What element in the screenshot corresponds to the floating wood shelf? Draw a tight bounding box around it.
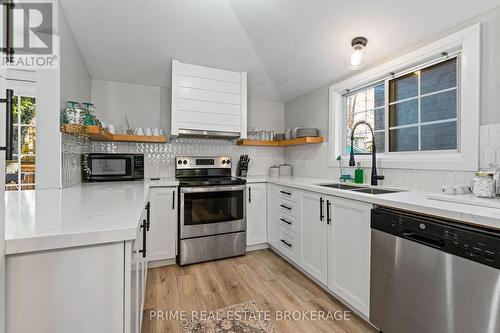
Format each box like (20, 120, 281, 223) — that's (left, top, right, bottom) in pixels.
(61, 124, 167, 143)
(237, 136, 323, 147)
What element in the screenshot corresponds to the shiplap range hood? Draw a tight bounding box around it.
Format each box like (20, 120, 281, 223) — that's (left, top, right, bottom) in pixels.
(171, 60, 247, 139)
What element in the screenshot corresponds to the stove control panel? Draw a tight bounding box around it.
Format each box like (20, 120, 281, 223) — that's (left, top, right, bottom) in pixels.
(175, 156, 231, 169)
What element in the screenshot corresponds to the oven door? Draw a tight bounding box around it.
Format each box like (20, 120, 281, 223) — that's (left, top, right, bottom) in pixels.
(180, 185, 246, 239)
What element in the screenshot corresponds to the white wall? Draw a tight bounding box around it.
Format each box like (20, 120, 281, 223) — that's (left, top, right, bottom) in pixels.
(284, 8, 500, 191)
(91, 80, 168, 134)
(59, 4, 91, 106)
(35, 3, 91, 189)
(91, 79, 285, 135)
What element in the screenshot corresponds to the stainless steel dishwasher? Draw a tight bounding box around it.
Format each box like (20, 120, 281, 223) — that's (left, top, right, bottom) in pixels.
(370, 207, 500, 333)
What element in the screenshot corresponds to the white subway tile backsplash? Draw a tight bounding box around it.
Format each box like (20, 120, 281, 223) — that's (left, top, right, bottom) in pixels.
(285, 123, 500, 193)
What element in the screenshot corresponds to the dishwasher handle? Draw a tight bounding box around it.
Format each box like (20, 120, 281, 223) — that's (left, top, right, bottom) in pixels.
(402, 231, 445, 248)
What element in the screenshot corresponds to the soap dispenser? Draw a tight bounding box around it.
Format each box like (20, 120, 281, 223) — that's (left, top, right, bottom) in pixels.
(354, 162, 364, 184)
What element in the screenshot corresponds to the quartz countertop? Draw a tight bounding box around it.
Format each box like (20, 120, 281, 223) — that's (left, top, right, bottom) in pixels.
(5, 181, 150, 255)
(245, 175, 500, 231)
(7, 175, 500, 255)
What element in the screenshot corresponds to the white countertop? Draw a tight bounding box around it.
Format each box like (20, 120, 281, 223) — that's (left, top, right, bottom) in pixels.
(5, 181, 149, 255)
(245, 175, 500, 231)
(6, 175, 500, 255)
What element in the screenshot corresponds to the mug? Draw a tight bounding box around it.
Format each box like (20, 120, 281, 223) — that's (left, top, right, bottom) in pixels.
(454, 184, 470, 195)
(134, 127, 144, 136)
(145, 128, 152, 136)
(441, 185, 455, 195)
(107, 124, 115, 134)
(152, 128, 160, 136)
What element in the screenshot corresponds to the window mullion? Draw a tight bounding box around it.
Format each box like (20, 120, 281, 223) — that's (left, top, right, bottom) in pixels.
(384, 79, 389, 153)
(417, 72, 421, 151)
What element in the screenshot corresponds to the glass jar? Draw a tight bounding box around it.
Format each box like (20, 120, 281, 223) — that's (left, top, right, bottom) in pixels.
(471, 172, 496, 198)
(63, 101, 79, 124)
(81, 102, 96, 126)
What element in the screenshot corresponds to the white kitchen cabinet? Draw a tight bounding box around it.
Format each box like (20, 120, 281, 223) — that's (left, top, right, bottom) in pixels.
(298, 191, 328, 285)
(148, 187, 178, 261)
(266, 184, 280, 248)
(246, 183, 267, 247)
(327, 197, 372, 317)
(6, 201, 151, 333)
(171, 60, 247, 138)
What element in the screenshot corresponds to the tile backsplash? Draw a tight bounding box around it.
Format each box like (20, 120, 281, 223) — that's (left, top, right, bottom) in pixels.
(61, 134, 285, 187)
(63, 123, 500, 192)
(285, 123, 500, 193)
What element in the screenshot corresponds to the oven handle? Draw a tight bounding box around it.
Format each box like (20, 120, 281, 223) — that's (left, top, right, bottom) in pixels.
(180, 185, 246, 193)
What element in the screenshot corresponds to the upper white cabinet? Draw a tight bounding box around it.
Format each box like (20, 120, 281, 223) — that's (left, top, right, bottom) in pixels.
(246, 183, 267, 247)
(171, 60, 247, 138)
(327, 197, 372, 317)
(148, 187, 178, 262)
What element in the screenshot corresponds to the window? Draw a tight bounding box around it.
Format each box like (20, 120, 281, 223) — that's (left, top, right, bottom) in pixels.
(5, 92, 36, 191)
(345, 83, 385, 154)
(330, 24, 480, 171)
(344, 57, 458, 155)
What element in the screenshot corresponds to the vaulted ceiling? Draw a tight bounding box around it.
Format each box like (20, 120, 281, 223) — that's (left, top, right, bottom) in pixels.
(60, 0, 500, 102)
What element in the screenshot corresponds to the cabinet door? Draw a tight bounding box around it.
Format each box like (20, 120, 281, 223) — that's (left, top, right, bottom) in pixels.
(266, 184, 279, 248)
(298, 191, 328, 284)
(246, 183, 267, 246)
(148, 187, 178, 261)
(327, 197, 372, 317)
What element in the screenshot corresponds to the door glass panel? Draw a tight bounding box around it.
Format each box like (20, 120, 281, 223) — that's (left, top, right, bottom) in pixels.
(183, 190, 244, 225)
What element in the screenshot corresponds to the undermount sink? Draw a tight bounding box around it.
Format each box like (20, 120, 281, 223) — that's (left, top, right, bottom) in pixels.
(349, 188, 403, 195)
(319, 183, 368, 190)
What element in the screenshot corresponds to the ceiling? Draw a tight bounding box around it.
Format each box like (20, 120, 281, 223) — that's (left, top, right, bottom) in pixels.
(60, 0, 500, 102)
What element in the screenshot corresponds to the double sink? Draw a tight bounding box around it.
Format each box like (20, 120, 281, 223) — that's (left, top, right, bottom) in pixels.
(318, 183, 403, 195)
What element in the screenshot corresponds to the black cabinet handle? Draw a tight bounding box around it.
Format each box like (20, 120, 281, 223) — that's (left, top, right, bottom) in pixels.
(145, 202, 151, 231)
(248, 186, 252, 203)
(320, 197, 324, 221)
(280, 218, 292, 225)
(1, 1, 15, 63)
(280, 190, 292, 196)
(172, 190, 175, 210)
(0, 89, 14, 160)
(280, 239, 292, 247)
(280, 204, 292, 210)
(139, 219, 147, 258)
(326, 200, 331, 225)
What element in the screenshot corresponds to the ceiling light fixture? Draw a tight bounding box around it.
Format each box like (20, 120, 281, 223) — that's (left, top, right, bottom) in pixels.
(350, 37, 368, 70)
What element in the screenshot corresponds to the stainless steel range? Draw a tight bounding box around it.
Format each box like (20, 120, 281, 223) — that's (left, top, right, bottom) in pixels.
(176, 156, 247, 265)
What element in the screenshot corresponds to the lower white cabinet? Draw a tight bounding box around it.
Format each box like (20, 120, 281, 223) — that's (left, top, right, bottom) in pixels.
(266, 186, 372, 318)
(266, 183, 280, 248)
(148, 187, 178, 261)
(6, 201, 152, 333)
(298, 191, 328, 285)
(327, 196, 372, 317)
(246, 183, 267, 246)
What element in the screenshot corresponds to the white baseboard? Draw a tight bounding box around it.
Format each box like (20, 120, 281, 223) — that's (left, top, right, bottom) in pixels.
(246, 243, 269, 252)
(147, 258, 176, 268)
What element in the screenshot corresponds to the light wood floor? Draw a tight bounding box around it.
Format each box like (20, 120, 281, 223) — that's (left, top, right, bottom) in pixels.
(142, 249, 377, 333)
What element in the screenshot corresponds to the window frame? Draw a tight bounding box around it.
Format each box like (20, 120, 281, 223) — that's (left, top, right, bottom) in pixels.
(5, 80, 36, 191)
(329, 24, 480, 171)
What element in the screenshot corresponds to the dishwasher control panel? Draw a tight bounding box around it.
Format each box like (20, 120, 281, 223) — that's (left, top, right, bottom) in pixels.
(372, 207, 500, 270)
